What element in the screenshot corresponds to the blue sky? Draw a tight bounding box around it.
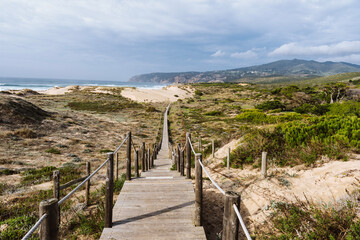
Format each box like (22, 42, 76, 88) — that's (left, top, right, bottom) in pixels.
(0, 0, 360, 81)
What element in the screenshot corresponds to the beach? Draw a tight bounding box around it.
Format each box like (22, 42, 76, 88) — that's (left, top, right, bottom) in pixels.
(38, 85, 193, 102)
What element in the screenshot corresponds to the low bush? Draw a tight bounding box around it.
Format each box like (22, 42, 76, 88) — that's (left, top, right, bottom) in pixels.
(231, 115, 360, 167)
(294, 103, 330, 115)
(255, 100, 285, 111)
(45, 147, 61, 154)
(257, 198, 360, 239)
(204, 110, 223, 116)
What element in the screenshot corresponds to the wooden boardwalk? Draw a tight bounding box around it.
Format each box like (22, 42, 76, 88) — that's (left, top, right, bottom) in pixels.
(100, 108, 206, 240)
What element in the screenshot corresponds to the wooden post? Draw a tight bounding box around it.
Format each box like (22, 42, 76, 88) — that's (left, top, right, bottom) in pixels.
(261, 151, 267, 178)
(142, 142, 145, 172)
(227, 148, 230, 170)
(134, 150, 139, 178)
(148, 148, 151, 170)
(126, 132, 131, 181)
(194, 153, 203, 226)
(212, 139, 215, 158)
(152, 148, 155, 167)
(53, 170, 60, 200)
(85, 162, 90, 206)
(115, 153, 119, 181)
(199, 136, 202, 152)
(180, 149, 184, 176)
(186, 132, 191, 179)
(222, 191, 240, 240)
(104, 153, 114, 228)
(39, 198, 59, 240)
(145, 151, 148, 171)
(177, 144, 181, 172)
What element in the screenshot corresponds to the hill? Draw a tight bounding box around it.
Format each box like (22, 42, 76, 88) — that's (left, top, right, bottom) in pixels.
(128, 59, 360, 84)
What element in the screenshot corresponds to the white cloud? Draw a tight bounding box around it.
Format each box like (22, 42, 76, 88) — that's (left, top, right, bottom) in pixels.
(318, 54, 360, 64)
(230, 50, 257, 59)
(269, 41, 360, 57)
(211, 50, 226, 57)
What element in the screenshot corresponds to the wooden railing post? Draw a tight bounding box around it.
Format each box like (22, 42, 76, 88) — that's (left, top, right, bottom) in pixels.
(142, 142, 146, 172)
(194, 153, 203, 226)
(53, 170, 60, 200)
(115, 153, 119, 181)
(85, 162, 90, 206)
(39, 198, 59, 240)
(212, 139, 215, 158)
(135, 150, 139, 178)
(186, 132, 191, 179)
(126, 132, 132, 181)
(222, 191, 240, 240)
(199, 136, 202, 152)
(227, 148, 230, 170)
(261, 151, 267, 178)
(105, 152, 114, 228)
(177, 144, 181, 173)
(180, 149, 184, 176)
(148, 148, 151, 169)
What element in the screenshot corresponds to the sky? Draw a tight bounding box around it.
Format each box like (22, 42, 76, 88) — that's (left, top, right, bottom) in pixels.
(0, 0, 360, 81)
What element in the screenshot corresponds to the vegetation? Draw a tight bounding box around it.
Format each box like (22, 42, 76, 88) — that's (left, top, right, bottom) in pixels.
(257, 197, 360, 239)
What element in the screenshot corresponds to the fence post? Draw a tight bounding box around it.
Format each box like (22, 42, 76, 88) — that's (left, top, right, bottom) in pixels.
(177, 144, 181, 173)
(142, 142, 146, 172)
(39, 198, 59, 240)
(227, 148, 230, 170)
(126, 132, 132, 181)
(180, 149, 184, 176)
(222, 191, 240, 240)
(194, 153, 203, 226)
(148, 148, 151, 170)
(135, 150, 139, 178)
(151, 146, 154, 167)
(104, 153, 114, 228)
(115, 153, 119, 181)
(212, 139, 215, 158)
(186, 132, 191, 179)
(85, 162, 90, 206)
(199, 136, 202, 152)
(261, 151, 267, 178)
(53, 170, 60, 200)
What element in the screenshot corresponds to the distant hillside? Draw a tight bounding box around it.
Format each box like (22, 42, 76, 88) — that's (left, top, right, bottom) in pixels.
(128, 59, 360, 84)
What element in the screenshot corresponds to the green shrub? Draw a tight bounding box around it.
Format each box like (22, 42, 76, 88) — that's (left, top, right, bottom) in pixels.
(236, 111, 303, 124)
(328, 101, 360, 117)
(259, 199, 360, 239)
(255, 100, 285, 111)
(294, 103, 330, 115)
(194, 90, 203, 96)
(204, 110, 223, 116)
(45, 147, 61, 154)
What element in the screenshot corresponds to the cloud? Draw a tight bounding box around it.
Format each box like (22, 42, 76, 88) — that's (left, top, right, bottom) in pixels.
(269, 41, 360, 57)
(211, 50, 226, 57)
(230, 50, 257, 59)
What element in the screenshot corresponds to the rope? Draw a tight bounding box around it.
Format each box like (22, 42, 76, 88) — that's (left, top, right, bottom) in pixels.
(58, 157, 110, 205)
(113, 135, 129, 154)
(233, 204, 252, 240)
(188, 136, 196, 155)
(21, 213, 48, 240)
(197, 157, 225, 195)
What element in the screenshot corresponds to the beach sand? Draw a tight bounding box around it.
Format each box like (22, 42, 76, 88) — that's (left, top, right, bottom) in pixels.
(39, 85, 193, 102)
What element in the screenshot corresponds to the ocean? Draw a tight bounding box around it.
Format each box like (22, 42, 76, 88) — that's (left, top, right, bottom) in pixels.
(0, 77, 167, 91)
